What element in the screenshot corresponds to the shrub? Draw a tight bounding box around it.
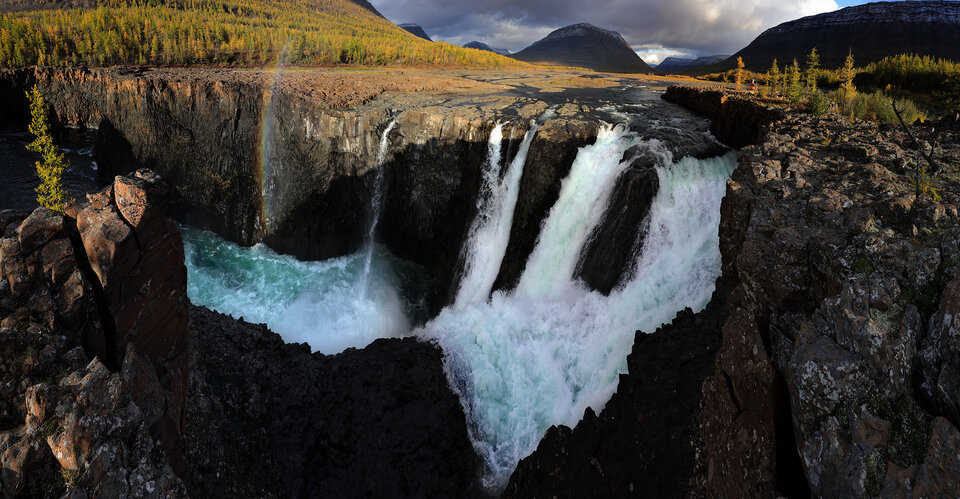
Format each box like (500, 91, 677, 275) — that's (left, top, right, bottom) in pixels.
(808, 90, 831, 116)
(842, 91, 925, 124)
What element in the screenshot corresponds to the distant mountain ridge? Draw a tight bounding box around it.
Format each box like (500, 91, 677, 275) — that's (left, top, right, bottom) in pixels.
(464, 41, 510, 56)
(708, 0, 960, 72)
(512, 23, 653, 73)
(656, 55, 730, 73)
(399, 23, 432, 42)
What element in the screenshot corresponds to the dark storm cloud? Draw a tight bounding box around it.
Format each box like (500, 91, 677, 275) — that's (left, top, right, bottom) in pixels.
(370, 0, 839, 61)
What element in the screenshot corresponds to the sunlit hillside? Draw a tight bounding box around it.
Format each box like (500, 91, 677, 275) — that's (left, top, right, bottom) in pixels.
(0, 0, 524, 67)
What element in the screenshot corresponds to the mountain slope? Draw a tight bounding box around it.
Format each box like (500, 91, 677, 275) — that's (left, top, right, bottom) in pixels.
(464, 41, 510, 56)
(708, 0, 960, 72)
(0, 0, 520, 67)
(512, 23, 653, 73)
(399, 23, 432, 42)
(656, 55, 729, 73)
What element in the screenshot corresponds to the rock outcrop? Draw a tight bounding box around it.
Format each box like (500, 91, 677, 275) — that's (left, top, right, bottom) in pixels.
(0, 170, 190, 496)
(687, 94, 960, 496)
(662, 85, 785, 149)
(185, 306, 481, 498)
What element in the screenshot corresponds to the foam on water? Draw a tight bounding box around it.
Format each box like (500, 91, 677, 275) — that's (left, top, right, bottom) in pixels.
(455, 121, 537, 306)
(420, 138, 738, 490)
(182, 227, 412, 354)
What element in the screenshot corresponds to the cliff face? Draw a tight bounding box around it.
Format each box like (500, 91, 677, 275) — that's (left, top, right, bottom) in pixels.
(0, 67, 724, 309)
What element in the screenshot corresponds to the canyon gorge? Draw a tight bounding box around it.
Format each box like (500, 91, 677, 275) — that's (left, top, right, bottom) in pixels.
(1, 66, 959, 498)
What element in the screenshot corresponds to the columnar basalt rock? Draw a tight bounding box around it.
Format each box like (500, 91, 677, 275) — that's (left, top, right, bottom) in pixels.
(662, 85, 785, 149)
(0, 170, 190, 495)
(678, 95, 960, 496)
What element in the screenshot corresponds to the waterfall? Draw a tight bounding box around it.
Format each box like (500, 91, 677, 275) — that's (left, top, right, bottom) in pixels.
(358, 118, 398, 300)
(419, 132, 738, 491)
(455, 121, 538, 306)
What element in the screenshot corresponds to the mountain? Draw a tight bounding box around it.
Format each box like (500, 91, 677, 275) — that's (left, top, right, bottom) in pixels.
(707, 0, 960, 72)
(464, 41, 511, 56)
(399, 24, 433, 42)
(656, 55, 730, 73)
(512, 23, 654, 73)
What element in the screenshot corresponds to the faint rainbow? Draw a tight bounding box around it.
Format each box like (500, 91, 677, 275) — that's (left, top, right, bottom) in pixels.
(257, 56, 286, 233)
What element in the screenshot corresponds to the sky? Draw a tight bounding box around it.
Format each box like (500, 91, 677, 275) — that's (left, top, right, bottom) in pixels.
(369, 0, 922, 64)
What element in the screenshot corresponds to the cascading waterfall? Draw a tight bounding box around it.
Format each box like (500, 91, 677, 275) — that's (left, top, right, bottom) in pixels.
(455, 121, 538, 306)
(419, 121, 737, 490)
(358, 118, 399, 300)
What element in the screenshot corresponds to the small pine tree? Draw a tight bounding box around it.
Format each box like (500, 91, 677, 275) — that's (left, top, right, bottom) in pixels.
(841, 50, 857, 113)
(806, 47, 820, 92)
(787, 59, 803, 103)
(735, 56, 745, 91)
(25, 85, 72, 213)
(767, 58, 781, 97)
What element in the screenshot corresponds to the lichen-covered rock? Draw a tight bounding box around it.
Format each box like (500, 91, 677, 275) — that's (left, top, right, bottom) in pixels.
(672, 89, 960, 495)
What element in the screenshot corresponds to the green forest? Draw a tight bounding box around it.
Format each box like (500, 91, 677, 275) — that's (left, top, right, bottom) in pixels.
(0, 0, 523, 67)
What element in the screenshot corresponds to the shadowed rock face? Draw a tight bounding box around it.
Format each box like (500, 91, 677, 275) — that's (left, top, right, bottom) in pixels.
(186, 306, 482, 498)
(0, 67, 730, 310)
(399, 23, 432, 41)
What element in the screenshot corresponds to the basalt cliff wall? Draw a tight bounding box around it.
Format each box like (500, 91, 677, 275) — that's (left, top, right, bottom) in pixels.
(0, 67, 727, 309)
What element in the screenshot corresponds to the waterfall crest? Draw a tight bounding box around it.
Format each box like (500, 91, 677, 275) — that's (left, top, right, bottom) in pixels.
(455, 121, 538, 306)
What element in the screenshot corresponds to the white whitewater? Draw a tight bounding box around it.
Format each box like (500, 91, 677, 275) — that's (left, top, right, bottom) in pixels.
(358, 119, 398, 300)
(455, 121, 538, 306)
(419, 122, 737, 491)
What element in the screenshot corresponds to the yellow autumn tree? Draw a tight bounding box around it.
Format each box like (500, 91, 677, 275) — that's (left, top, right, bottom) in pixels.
(735, 56, 745, 91)
(25, 85, 72, 212)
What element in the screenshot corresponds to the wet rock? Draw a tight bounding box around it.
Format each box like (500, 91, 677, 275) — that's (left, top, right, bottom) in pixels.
(504, 288, 726, 498)
(576, 160, 659, 294)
